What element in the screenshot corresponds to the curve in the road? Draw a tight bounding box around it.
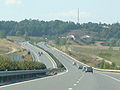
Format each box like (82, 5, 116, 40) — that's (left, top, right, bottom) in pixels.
(0, 42, 120, 90)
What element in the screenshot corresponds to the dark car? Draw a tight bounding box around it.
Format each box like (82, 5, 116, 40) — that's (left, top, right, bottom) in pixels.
(38, 52, 43, 56)
(85, 67, 93, 73)
(78, 65, 83, 69)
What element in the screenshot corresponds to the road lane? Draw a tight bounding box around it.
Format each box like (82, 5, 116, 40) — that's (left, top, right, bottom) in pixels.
(21, 42, 57, 68)
(101, 72, 120, 80)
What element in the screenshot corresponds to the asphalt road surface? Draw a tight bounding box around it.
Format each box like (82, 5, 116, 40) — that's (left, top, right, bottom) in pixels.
(20, 42, 57, 68)
(0, 42, 120, 90)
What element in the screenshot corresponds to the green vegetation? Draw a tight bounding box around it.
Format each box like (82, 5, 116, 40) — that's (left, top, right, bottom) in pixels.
(52, 42, 120, 69)
(0, 56, 46, 71)
(55, 38, 67, 46)
(0, 19, 78, 37)
(71, 46, 120, 66)
(1, 19, 120, 46)
(6, 36, 44, 42)
(0, 39, 33, 62)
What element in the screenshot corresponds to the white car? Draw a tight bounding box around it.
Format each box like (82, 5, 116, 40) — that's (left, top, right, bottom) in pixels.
(82, 66, 87, 72)
(73, 62, 76, 65)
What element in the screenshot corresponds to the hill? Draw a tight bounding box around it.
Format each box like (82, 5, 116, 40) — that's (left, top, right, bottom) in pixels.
(0, 19, 120, 46)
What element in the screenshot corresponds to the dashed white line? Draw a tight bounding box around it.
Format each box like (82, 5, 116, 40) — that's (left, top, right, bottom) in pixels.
(78, 74, 84, 82)
(68, 88, 73, 90)
(73, 84, 77, 86)
(76, 81, 79, 83)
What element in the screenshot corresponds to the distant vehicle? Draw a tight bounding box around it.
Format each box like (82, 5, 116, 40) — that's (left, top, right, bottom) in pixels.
(85, 67, 93, 73)
(38, 52, 41, 56)
(41, 52, 43, 55)
(82, 66, 86, 72)
(38, 52, 43, 56)
(73, 62, 76, 65)
(78, 65, 83, 69)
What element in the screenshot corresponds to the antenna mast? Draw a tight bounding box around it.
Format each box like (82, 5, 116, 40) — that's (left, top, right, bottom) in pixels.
(78, 8, 80, 23)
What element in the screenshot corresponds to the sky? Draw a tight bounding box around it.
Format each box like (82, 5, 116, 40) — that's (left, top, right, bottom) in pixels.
(0, 0, 120, 23)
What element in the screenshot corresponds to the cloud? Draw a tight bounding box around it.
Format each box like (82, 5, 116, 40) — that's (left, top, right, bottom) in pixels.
(5, 0, 22, 5)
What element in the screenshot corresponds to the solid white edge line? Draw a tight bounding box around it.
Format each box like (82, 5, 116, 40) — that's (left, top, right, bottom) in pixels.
(98, 73, 120, 82)
(52, 47, 89, 66)
(30, 43, 57, 68)
(42, 51, 57, 68)
(24, 42, 57, 68)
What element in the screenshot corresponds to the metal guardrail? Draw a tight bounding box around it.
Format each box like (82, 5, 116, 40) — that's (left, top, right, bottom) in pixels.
(0, 68, 63, 77)
(0, 69, 50, 77)
(0, 69, 54, 85)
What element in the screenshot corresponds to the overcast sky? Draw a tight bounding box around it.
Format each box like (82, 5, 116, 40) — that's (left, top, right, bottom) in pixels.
(0, 0, 120, 23)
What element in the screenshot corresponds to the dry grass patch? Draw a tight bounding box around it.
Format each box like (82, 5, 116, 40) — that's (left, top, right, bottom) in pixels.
(0, 39, 32, 61)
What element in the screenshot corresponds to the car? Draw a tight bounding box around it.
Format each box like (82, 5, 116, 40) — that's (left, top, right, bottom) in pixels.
(38, 52, 43, 56)
(41, 52, 43, 55)
(73, 62, 76, 65)
(85, 67, 93, 73)
(82, 66, 86, 72)
(78, 65, 83, 69)
(38, 52, 41, 56)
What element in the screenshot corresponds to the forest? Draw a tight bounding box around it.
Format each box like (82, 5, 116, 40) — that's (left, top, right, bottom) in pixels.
(0, 19, 120, 46)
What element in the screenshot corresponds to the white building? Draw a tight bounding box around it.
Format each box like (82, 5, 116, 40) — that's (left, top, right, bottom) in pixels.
(81, 35, 90, 39)
(66, 35, 76, 40)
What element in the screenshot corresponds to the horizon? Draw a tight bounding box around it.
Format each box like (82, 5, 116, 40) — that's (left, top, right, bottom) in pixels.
(0, 19, 119, 24)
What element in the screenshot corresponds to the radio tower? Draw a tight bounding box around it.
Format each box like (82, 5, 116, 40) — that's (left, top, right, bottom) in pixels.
(77, 8, 80, 23)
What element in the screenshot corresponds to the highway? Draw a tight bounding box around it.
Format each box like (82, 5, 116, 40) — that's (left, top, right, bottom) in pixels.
(0, 42, 120, 90)
(20, 42, 57, 68)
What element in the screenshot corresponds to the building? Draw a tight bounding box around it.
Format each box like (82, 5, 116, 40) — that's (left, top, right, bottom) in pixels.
(81, 35, 90, 39)
(66, 35, 76, 40)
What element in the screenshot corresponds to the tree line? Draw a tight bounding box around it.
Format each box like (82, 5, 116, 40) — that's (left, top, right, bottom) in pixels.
(0, 19, 79, 37)
(0, 19, 120, 46)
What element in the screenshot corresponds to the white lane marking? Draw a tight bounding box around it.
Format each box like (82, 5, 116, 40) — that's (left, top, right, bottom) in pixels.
(44, 52, 57, 68)
(73, 84, 77, 86)
(98, 73, 120, 82)
(24, 43, 57, 68)
(0, 69, 68, 88)
(78, 74, 84, 82)
(53, 47, 88, 66)
(76, 81, 79, 83)
(73, 74, 84, 87)
(68, 88, 73, 90)
(33, 43, 57, 68)
(36, 44, 57, 68)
